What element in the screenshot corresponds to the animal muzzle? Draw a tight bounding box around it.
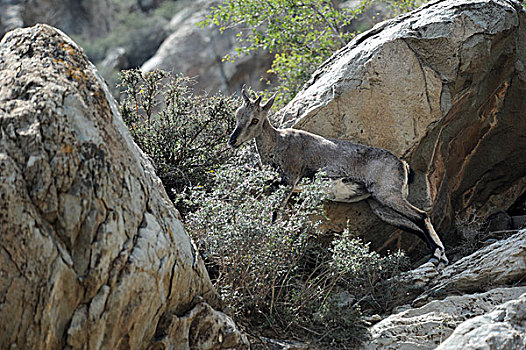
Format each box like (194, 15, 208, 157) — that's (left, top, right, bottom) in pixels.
(228, 128, 241, 148)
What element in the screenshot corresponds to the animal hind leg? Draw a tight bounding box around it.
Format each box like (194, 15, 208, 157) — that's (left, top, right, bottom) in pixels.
(368, 195, 448, 265)
(421, 216, 448, 265)
(367, 199, 429, 247)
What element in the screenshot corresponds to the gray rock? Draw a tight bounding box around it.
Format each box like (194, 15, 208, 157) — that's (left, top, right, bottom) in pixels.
(275, 0, 526, 256)
(0, 0, 24, 35)
(363, 287, 526, 350)
(18, 0, 114, 38)
(486, 211, 512, 232)
(436, 292, 526, 350)
(399, 229, 526, 306)
(150, 301, 249, 350)
(363, 230, 526, 350)
(142, 0, 273, 94)
(100, 46, 129, 71)
(0, 24, 245, 349)
(512, 215, 526, 230)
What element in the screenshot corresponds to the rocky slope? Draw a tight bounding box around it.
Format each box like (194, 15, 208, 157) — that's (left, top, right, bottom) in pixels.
(0, 24, 247, 349)
(0, 0, 115, 39)
(362, 229, 526, 349)
(0, 0, 275, 95)
(1, 1, 525, 349)
(278, 0, 526, 257)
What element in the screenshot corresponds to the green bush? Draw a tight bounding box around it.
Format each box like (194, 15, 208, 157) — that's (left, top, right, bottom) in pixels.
(179, 165, 410, 347)
(202, 0, 369, 106)
(331, 234, 410, 313)
(203, 0, 429, 106)
(119, 69, 238, 202)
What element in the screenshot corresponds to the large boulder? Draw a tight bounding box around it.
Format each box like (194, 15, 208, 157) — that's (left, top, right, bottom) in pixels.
(365, 286, 526, 350)
(141, 0, 273, 94)
(0, 24, 247, 349)
(436, 292, 526, 349)
(277, 0, 526, 255)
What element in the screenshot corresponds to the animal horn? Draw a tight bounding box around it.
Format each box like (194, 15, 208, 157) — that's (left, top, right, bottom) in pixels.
(241, 85, 251, 103)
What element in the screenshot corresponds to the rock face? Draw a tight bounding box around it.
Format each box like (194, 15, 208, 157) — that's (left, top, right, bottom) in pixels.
(365, 287, 526, 350)
(436, 292, 526, 350)
(277, 0, 526, 254)
(0, 0, 115, 39)
(142, 0, 273, 94)
(0, 24, 246, 349)
(363, 229, 526, 349)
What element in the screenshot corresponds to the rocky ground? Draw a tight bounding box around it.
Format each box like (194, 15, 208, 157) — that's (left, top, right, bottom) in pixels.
(0, 0, 274, 95)
(362, 229, 526, 349)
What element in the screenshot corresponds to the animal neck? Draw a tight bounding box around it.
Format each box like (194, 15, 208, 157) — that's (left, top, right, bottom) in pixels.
(255, 118, 277, 160)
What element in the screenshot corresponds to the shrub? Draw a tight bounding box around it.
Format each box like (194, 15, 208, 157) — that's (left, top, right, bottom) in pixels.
(179, 165, 410, 347)
(119, 69, 238, 202)
(179, 166, 328, 318)
(331, 234, 410, 313)
(202, 0, 369, 106)
(457, 213, 484, 251)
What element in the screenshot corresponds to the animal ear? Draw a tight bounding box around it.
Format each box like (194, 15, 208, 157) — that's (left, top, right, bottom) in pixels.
(241, 85, 251, 103)
(261, 92, 277, 112)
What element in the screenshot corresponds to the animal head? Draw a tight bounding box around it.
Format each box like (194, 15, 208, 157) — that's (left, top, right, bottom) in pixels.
(228, 86, 276, 148)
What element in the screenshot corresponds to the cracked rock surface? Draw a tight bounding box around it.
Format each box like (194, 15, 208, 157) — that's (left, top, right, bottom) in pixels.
(361, 229, 526, 349)
(0, 24, 246, 350)
(436, 291, 526, 349)
(277, 0, 526, 255)
(364, 286, 526, 350)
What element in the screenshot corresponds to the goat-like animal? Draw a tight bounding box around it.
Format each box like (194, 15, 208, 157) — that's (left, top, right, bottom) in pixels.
(228, 88, 448, 265)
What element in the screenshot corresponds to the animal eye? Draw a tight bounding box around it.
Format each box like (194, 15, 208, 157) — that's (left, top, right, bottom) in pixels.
(251, 118, 259, 125)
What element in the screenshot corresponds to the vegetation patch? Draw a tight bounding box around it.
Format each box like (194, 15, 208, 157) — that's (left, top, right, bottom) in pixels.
(120, 70, 410, 348)
(120, 69, 237, 202)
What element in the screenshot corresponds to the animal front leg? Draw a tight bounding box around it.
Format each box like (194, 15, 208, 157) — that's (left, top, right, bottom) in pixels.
(271, 174, 301, 223)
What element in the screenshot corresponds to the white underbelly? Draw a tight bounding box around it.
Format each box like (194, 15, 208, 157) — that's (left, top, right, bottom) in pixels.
(328, 178, 371, 203)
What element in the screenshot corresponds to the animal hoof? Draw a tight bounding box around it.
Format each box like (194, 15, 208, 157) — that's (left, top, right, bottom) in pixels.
(440, 256, 449, 266)
(428, 256, 439, 265)
(430, 248, 449, 267)
(428, 254, 449, 268)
